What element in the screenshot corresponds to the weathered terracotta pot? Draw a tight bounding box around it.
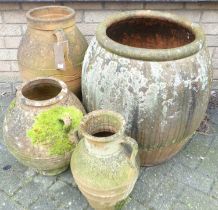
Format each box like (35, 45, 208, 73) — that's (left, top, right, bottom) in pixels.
(82, 11, 212, 166)
(18, 6, 88, 97)
(71, 110, 139, 210)
(3, 77, 85, 175)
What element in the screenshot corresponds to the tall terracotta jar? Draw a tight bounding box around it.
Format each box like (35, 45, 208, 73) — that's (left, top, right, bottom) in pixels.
(82, 11, 212, 166)
(18, 6, 88, 97)
(3, 77, 85, 175)
(71, 110, 139, 210)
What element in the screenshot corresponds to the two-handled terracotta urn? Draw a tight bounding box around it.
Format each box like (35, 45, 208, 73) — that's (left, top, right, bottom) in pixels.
(71, 110, 139, 210)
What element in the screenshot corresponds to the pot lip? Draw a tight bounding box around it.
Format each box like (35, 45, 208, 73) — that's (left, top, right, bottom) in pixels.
(26, 5, 75, 25)
(17, 77, 68, 107)
(96, 10, 205, 61)
(79, 110, 125, 143)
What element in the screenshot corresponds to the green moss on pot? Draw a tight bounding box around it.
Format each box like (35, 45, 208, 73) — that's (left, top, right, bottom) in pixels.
(27, 106, 83, 156)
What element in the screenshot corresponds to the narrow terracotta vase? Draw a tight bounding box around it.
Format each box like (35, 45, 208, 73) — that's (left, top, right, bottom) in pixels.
(71, 110, 139, 210)
(18, 6, 88, 97)
(3, 77, 85, 176)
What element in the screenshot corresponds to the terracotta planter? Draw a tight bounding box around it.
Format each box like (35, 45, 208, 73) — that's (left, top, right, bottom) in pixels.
(18, 6, 88, 97)
(71, 110, 139, 210)
(82, 11, 212, 166)
(3, 77, 85, 176)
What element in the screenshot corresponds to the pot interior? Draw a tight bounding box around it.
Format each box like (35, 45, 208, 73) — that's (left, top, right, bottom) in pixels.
(93, 131, 115, 137)
(22, 80, 62, 101)
(106, 17, 195, 49)
(29, 7, 72, 20)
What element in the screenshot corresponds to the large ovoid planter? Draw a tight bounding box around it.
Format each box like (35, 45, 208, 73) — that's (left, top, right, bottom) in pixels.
(3, 77, 85, 175)
(18, 6, 88, 97)
(71, 110, 139, 210)
(82, 11, 212, 166)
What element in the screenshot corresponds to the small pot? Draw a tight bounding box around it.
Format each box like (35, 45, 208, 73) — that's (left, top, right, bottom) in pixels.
(3, 77, 85, 176)
(71, 110, 139, 210)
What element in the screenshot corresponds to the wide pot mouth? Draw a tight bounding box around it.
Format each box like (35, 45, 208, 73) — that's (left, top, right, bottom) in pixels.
(96, 10, 205, 61)
(26, 6, 75, 30)
(79, 110, 125, 143)
(18, 77, 68, 107)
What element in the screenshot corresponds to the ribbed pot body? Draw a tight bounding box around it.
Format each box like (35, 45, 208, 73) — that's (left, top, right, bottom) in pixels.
(82, 11, 212, 166)
(71, 110, 139, 209)
(3, 78, 85, 175)
(18, 6, 88, 97)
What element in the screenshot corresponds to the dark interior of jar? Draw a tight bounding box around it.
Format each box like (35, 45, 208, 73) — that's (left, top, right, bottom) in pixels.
(22, 80, 61, 101)
(30, 7, 71, 20)
(93, 131, 115, 137)
(84, 115, 122, 138)
(106, 17, 195, 49)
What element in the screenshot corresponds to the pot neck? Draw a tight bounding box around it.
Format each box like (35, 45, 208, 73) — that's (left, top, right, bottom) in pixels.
(84, 137, 123, 157)
(79, 110, 126, 157)
(96, 10, 205, 61)
(26, 6, 75, 30)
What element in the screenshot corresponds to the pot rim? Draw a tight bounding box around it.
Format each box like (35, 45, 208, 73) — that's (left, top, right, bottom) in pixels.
(26, 6, 75, 30)
(17, 77, 68, 107)
(96, 10, 205, 61)
(79, 110, 126, 143)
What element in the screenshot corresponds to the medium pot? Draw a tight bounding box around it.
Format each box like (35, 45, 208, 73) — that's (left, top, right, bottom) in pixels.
(82, 11, 212, 166)
(71, 110, 139, 210)
(18, 6, 88, 97)
(3, 77, 85, 175)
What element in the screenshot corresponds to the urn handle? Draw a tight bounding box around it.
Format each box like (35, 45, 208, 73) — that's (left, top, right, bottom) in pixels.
(58, 115, 79, 144)
(53, 29, 69, 71)
(59, 115, 72, 131)
(68, 129, 80, 145)
(121, 137, 139, 168)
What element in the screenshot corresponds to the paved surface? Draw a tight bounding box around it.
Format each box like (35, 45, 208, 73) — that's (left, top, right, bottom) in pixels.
(0, 94, 218, 210)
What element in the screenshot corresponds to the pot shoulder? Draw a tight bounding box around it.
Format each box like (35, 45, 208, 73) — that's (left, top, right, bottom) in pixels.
(18, 26, 88, 70)
(71, 139, 139, 191)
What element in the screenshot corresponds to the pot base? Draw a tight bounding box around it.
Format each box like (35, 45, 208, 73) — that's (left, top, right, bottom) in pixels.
(36, 165, 69, 176)
(6, 140, 70, 176)
(88, 200, 115, 210)
(19, 67, 82, 98)
(139, 138, 190, 166)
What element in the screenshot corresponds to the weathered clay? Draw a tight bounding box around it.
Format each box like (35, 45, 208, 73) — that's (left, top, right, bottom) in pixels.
(3, 77, 85, 176)
(82, 11, 212, 166)
(71, 110, 139, 210)
(18, 6, 88, 97)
